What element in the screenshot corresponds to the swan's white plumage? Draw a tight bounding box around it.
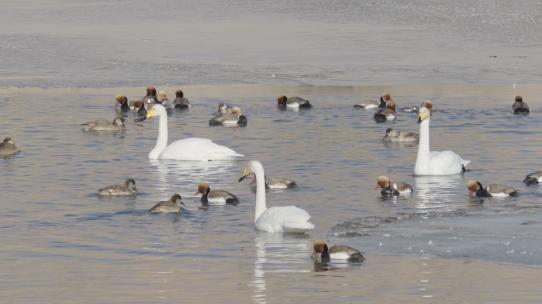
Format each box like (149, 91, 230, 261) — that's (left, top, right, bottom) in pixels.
(159, 138, 243, 161)
(414, 107, 470, 176)
(244, 160, 314, 233)
(147, 105, 243, 161)
(255, 206, 313, 233)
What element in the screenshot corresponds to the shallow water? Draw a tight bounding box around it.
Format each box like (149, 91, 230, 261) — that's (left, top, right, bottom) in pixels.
(1, 84, 542, 303)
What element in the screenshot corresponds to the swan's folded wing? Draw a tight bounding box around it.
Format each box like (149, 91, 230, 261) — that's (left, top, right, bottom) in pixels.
(275, 206, 314, 232)
(430, 150, 468, 174)
(161, 138, 243, 160)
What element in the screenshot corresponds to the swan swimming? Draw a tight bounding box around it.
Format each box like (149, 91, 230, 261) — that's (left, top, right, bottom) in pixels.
(145, 104, 244, 161)
(414, 105, 470, 175)
(238, 160, 314, 233)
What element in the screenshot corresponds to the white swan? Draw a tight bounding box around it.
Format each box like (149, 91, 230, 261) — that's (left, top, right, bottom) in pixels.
(415, 106, 470, 175)
(239, 160, 314, 233)
(146, 104, 244, 160)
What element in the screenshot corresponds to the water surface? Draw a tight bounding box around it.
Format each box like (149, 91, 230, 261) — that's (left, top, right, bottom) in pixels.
(1, 84, 542, 303)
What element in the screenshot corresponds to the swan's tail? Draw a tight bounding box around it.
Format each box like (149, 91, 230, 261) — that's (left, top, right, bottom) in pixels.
(461, 159, 471, 172)
(283, 220, 315, 234)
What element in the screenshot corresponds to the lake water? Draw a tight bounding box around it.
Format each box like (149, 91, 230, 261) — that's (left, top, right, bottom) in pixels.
(1, 1, 542, 303)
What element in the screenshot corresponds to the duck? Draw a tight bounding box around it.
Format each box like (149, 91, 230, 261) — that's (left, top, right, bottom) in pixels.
(523, 171, 542, 185)
(238, 160, 314, 233)
(98, 178, 137, 197)
(355, 93, 390, 110)
(277, 96, 312, 109)
(383, 128, 418, 142)
(248, 175, 297, 190)
(218, 102, 232, 114)
(173, 90, 191, 110)
(467, 180, 518, 197)
(145, 104, 243, 160)
(130, 100, 147, 119)
(156, 91, 173, 113)
(143, 86, 158, 105)
(353, 99, 379, 110)
(149, 194, 185, 213)
(209, 107, 247, 127)
(400, 105, 419, 113)
(311, 240, 365, 263)
(414, 104, 470, 175)
(373, 100, 396, 122)
(194, 182, 239, 205)
(115, 95, 130, 112)
(0, 137, 19, 156)
(81, 117, 125, 131)
(512, 95, 530, 114)
(374, 176, 413, 197)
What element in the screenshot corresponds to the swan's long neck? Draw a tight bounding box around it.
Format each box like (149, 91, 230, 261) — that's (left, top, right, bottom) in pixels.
(149, 113, 168, 159)
(415, 118, 431, 174)
(253, 163, 268, 222)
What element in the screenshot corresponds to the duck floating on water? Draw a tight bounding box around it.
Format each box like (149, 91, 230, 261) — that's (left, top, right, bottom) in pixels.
(467, 180, 518, 197)
(277, 96, 312, 110)
(311, 240, 365, 263)
(355, 93, 390, 110)
(512, 95, 530, 114)
(173, 90, 191, 110)
(194, 182, 239, 206)
(143, 85, 158, 105)
(82, 117, 125, 131)
(246, 174, 297, 190)
(0, 137, 19, 157)
(374, 176, 413, 197)
(115, 95, 130, 112)
(98, 178, 137, 197)
(149, 194, 185, 214)
(209, 107, 247, 127)
(383, 128, 418, 142)
(523, 171, 542, 185)
(374, 100, 396, 122)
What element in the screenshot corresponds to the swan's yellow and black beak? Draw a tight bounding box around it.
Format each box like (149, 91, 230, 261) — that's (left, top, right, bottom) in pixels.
(146, 109, 155, 119)
(417, 111, 426, 124)
(238, 167, 249, 182)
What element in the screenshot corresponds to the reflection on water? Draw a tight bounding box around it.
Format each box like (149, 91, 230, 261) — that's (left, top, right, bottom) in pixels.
(251, 234, 310, 304)
(413, 175, 465, 211)
(149, 159, 238, 186)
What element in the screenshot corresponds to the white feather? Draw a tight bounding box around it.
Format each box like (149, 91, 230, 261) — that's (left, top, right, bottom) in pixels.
(329, 252, 351, 260)
(248, 161, 314, 234)
(148, 105, 243, 161)
(415, 107, 470, 175)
